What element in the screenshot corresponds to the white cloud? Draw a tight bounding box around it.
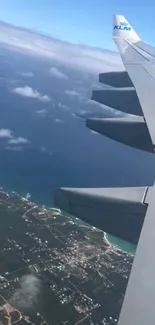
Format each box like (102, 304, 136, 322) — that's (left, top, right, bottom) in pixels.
(41, 94, 51, 102)
(0, 21, 123, 74)
(12, 86, 51, 102)
(65, 89, 124, 117)
(57, 102, 70, 111)
(40, 146, 49, 153)
(40, 146, 53, 155)
(10, 275, 41, 309)
(0, 128, 29, 149)
(54, 118, 64, 123)
(90, 130, 99, 135)
(50, 67, 68, 80)
(0, 128, 12, 138)
(65, 89, 80, 96)
(36, 108, 47, 116)
(8, 137, 29, 144)
(72, 113, 81, 119)
(6, 145, 23, 152)
(84, 98, 125, 116)
(78, 109, 87, 115)
(21, 72, 33, 77)
(65, 89, 82, 100)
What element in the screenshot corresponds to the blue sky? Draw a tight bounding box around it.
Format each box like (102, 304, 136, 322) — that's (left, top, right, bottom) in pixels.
(0, 0, 154, 49)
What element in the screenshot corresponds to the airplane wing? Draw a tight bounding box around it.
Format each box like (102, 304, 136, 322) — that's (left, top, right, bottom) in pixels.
(112, 15, 155, 325)
(54, 15, 155, 324)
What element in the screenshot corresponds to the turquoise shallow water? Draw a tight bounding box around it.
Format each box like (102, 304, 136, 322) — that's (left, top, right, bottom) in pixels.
(107, 234, 136, 255)
(66, 213, 136, 255)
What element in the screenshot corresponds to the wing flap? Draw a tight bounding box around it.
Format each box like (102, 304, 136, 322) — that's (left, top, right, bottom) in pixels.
(99, 71, 133, 87)
(86, 116, 153, 152)
(54, 187, 148, 244)
(91, 88, 142, 116)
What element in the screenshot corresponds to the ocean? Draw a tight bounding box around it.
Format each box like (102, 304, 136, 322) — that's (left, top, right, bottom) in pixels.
(107, 235, 136, 255)
(0, 95, 151, 255)
(0, 47, 154, 255)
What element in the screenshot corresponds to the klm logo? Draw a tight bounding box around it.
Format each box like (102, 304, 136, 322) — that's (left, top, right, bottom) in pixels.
(114, 21, 131, 31)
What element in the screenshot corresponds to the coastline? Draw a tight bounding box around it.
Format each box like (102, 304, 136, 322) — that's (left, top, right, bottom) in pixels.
(107, 234, 136, 256)
(104, 232, 112, 246)
(0, 184, 136, 256)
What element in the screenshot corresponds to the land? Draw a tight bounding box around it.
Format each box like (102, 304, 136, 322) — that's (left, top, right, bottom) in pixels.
(0, 190, 134, 325)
